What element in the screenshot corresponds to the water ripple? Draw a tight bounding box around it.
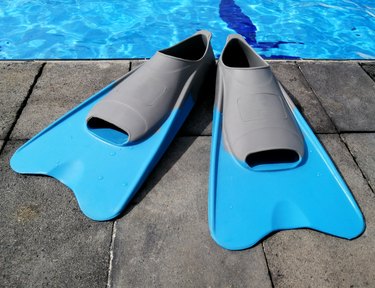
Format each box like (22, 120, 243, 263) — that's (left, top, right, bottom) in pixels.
(0, 0, 374, 59)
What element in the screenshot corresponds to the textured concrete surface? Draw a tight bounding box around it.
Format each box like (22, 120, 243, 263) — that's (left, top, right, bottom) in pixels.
(0, 62, 43, 139)
(264, 134, 375, 288)
(1, 60, 375, 287)
(0, 141, 113, 287)
(111, 137, 272, 288)
(299, 62, 375, 132)
(342, 133, 375, 191)
(11, 61, 130, 140)
(270, 61, 336, 133)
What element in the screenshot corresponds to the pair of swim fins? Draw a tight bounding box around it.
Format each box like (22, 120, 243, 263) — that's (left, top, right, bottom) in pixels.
(11, 31, 365, 250)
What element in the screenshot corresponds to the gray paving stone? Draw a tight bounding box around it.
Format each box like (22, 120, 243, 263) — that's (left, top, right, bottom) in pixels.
(0, 62, 43, 139)
(360, 62, 375, 81)
(11, 61, 130, 139)
(270, 62, 336, 133)
(341, 133, 375, 191)
(111, 137, 272, 288)
(0, 141, 113, 287)
(299, 62, 375, 132)
(263, 134, 375, 288)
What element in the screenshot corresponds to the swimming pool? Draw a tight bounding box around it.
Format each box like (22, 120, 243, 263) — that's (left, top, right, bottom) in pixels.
(0, 0, 374, 59)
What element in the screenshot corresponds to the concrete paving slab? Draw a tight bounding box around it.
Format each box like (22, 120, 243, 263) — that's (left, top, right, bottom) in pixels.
(299, 62, 375, 132)
(341, 133, 375, 191)
(263, 134, 375, 288)
(0, 141, 112, 287)
(270, 62, 336, 133)
(0, 62, 43, 139)
(360, 62, 375, 81)
(111, 137, 272, 288)
(11, 61, 130, 140)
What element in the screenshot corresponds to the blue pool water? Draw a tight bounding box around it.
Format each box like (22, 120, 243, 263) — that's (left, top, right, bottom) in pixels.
(0, 0, 374, 59)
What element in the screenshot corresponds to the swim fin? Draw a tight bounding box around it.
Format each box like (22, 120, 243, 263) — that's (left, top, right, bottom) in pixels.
(11, 30, 215, 221)
(209, 34, 365, 250)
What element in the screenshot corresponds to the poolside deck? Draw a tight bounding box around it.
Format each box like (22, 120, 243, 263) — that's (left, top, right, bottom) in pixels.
(1, 60, 374, 287)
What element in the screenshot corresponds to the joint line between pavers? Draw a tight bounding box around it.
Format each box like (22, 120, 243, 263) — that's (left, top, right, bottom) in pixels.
(0, 62, 46, 155)
(106, 220, 117, 288)
(296, 62, 339, 134)
(358, 63, 375, 83)
(339, 133, 375, 196)
(262, 242, 276, 288)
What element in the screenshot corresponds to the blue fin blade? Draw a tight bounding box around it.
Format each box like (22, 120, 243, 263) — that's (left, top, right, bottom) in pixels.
(11, 82, 195, 221)
(209, 107, 365, 250)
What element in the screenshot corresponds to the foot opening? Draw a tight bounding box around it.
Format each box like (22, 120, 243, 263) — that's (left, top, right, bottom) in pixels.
(222, 39, 266, 68)
(87, 118, 129, 145)
(246, 149, 300, 169)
